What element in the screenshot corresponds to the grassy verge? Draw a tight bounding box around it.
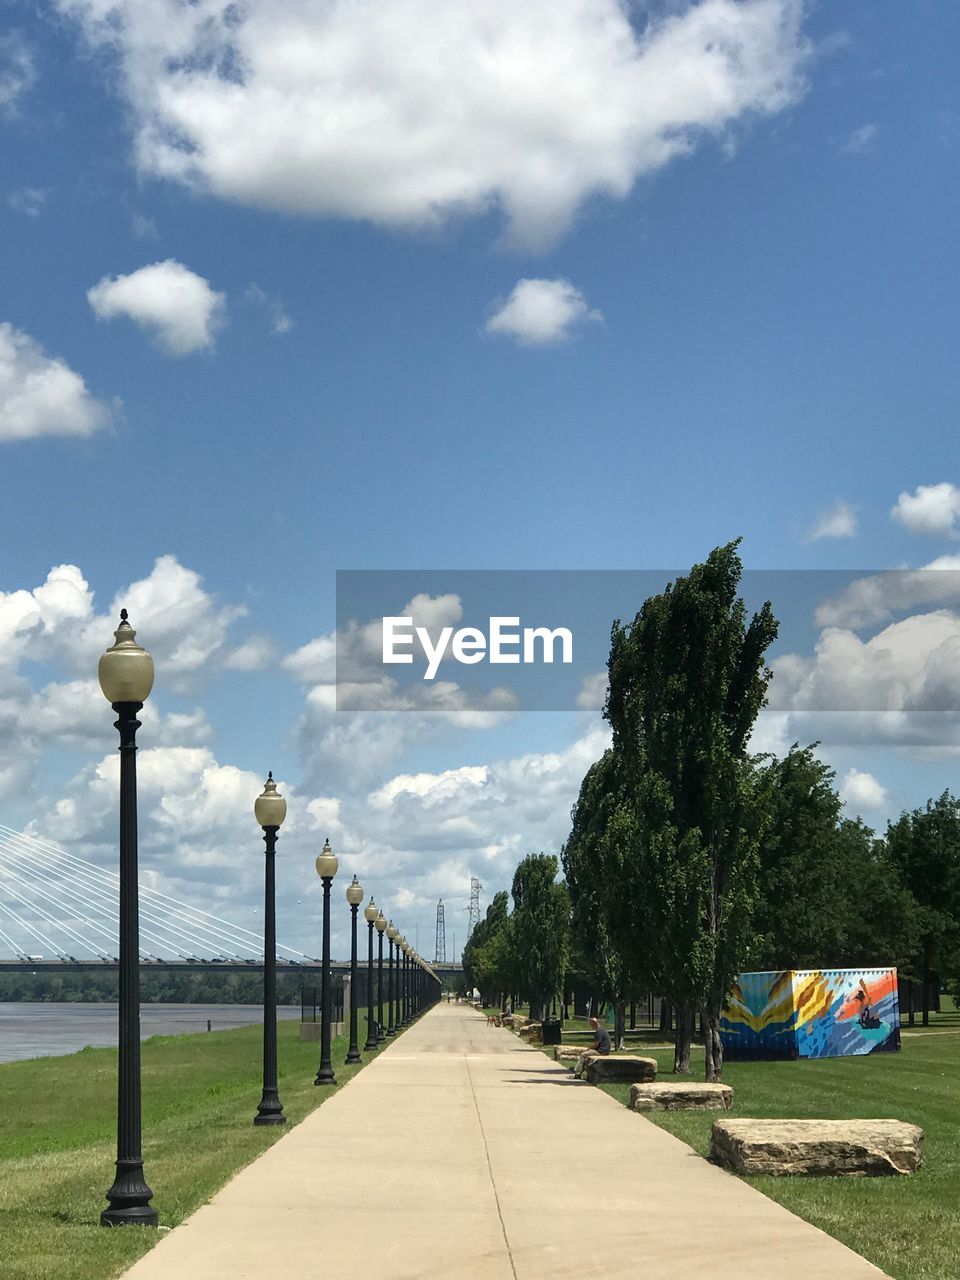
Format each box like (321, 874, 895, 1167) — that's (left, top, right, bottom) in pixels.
(0, 1012, 392, 1280)
(582, 1017, 960, 1280)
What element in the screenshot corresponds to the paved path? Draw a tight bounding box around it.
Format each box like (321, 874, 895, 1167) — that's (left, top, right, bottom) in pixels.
(122, 1003, 886, 1280)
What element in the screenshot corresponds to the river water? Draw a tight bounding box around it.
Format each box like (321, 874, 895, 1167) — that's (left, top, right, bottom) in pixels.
(0, 1002, 302, 1064)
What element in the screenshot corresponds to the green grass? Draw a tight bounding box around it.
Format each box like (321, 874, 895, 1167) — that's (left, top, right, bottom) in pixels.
(0, 1012, 393, 1280)
(589, 1012, 960, 1280)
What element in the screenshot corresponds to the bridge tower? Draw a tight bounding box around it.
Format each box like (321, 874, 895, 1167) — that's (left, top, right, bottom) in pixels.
(434, 898, 446, 963)
(466, 877, 482, 942)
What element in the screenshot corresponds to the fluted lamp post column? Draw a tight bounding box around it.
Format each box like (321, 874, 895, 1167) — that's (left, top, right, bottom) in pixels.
(314, 838, 338, 1086)
(400, 938, 410, 1025)
(363, 897, 378, 1052)
(98, 610, 158, 1228)
(386, 921, 398, 1036)
(345, 876, 364, 1065)
(375, 911, 387, 1042)
(254, 773, 287, 1126)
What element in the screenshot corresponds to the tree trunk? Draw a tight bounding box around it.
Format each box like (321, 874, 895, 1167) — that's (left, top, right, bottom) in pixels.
(673, 1004, 693, 1074)
(907, 977, 915, 1028)
(615, 1002, 626, 1050)
(922, 945, 931, 1027)
(659, 999, 673, 1035)
(629, 1001, 636, 1030)
(703, 1000, 724, 1082)
(529, 996, 543, 1023)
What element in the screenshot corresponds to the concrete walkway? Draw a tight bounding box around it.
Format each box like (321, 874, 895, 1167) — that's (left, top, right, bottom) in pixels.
(122, 1003, 887, 1280)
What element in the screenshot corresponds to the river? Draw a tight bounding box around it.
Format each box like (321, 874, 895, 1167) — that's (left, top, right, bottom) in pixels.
(0, 1002, 302, 1064)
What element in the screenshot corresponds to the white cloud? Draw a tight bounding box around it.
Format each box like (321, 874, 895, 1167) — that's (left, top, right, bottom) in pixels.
(0, 34, 35, 113)
(576, 671, 607, 711)
(0, 322, 114, 442)
(892, 483, 960, 538)
(245, 285, 293, 336)
(58, 0, 811, 248)
(839, 768, 887, 812)
(6, 187, 47, 217)
(87, 260, 225, 356)
(223, 635, 277, 672)
(813, 558, 960, 630)
(841, 122, 878, 154)
(806, 500, 857, 541)
(485, 278, 602, 346)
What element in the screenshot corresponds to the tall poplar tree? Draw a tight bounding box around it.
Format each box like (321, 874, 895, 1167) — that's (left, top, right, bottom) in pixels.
(606, 541, 778, 1081)
(510, 853, 570, 1021)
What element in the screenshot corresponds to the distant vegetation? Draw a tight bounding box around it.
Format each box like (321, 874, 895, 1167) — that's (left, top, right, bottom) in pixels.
(0, 969, 304, 1005)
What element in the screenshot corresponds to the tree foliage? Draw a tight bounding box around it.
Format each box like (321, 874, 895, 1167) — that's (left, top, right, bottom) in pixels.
(509, 853, 570, 1021)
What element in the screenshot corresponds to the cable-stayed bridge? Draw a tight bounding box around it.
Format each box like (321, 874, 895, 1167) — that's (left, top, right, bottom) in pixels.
(0, 825, 463, 978)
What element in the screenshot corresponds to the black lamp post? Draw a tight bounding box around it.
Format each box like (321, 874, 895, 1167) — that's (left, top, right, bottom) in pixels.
(98, 610, 158, 1228)
(375, 911, 387, 1042)
(253, 773, 286, 1126)
(363, 897, 378, 1051)
(345, 875, 364, 1065)
(400, 938, 409, 1025)
(386, 921, 398, 1036)
(314, 838, 338, 1086)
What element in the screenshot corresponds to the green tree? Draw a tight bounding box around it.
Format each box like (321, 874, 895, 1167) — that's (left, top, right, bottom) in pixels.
(462, 891, 511, 1004)
(606, 541, 778, 1081)
(509, 854, 570, 1022)
(884, 791, 960, 1024)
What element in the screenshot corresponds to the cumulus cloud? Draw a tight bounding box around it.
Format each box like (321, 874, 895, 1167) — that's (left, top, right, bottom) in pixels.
(244, 285, 293, 336)
(892, 483, 960, 538)
(805, 500, 857, 541)
(814, 558, 960, 629)
(0, 34, 35, 113)
(58, 0, 811, 247)
(87, 259, 225, 356)
(223, 635, 277, 672)
(839, 768, 887, 812)
(485, 278, 602, 346)
(0, 322, 114, 442)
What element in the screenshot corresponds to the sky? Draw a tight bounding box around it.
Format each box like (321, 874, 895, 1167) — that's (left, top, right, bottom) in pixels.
(2, 0, 960, 961)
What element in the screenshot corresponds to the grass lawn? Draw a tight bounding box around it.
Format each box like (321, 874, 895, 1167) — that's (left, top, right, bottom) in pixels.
(588, 1011, 960, 1280)
(0, 1012, 392, 1280)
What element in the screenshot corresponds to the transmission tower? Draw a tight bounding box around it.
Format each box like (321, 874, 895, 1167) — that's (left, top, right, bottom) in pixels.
(466, 877, 482, 941)
(434, 898, 446, 963)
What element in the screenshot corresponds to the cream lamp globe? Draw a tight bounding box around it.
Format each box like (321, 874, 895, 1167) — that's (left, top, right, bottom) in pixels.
(345, 875, 364, 907)
(254, 773, 286, 828)
(315, 838, 339, 880)
(98, 610, 154, 705)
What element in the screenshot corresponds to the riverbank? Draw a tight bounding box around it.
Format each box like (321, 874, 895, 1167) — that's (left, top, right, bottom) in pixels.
(0, 1014, 384, 1280)
(0, 1002, 302, 1064)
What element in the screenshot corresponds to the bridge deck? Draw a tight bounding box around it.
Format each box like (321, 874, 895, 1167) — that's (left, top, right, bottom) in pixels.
(118, 1003, 886, 1280)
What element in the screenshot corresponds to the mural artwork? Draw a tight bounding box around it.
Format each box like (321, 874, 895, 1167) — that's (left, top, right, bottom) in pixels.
(720, 968, 901, 1061)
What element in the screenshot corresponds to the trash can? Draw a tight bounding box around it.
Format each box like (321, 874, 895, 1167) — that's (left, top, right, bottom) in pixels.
(542, 1017, 562, 1046)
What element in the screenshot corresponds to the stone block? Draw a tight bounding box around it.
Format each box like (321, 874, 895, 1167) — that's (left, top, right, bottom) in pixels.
(630, 1081, 732, 1111)
(583, 1055, 657, 1084)
(710, 1119, 924, 1176)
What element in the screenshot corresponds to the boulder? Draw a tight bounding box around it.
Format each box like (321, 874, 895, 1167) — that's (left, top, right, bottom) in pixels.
(583, 1055, 657, 1085)
(630, 1081, 732, 1111)
(554, 1044, 588, 1065)
(518, 1022, 543, 1043)
(710, 1119, 924, 1177)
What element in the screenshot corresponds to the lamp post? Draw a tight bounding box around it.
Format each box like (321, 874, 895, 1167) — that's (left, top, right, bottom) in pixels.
(253, 774, 286, 1126)
(375, 911, 387, 1042)
(400, 938, 409, 1025)
(363, 897, 378, 1052)
(314, 838, 338, 1086)
(386, 921, 398, 1036)
(345, 876, 364, 1065)
(98, 610, 157, 1228)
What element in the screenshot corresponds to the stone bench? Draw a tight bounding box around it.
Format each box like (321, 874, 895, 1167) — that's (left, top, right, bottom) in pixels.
(518, 1022, 543, 1043)
(710, 1119, 924, 1176)
(630, 1081, 732, 1112)
(581, 1055, 657, 1085)
(554, 1044, 592, 1065)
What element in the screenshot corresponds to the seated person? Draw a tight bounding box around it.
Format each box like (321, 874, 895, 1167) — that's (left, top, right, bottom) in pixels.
(590, 1016, 612, 1055)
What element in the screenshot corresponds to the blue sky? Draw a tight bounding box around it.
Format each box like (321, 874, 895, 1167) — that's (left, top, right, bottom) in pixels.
(1, 0, 960, 959)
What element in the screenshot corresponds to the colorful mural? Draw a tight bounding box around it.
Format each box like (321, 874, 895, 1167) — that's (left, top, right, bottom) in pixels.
(720, 968, 901, 1061)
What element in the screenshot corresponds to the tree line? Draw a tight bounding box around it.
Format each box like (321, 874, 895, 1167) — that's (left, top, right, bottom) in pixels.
(463, 543, 960, 1083)
(0, 969, 305, 1005)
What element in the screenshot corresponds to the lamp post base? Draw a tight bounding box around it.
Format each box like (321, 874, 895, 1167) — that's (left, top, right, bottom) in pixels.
(314, 1066, 337, 1086)
(254, 1091, 286, 1126)
(101, 1161, 158, 1228)
(363, 1037, 377, 1052)
(345, 1048, 362, 1065)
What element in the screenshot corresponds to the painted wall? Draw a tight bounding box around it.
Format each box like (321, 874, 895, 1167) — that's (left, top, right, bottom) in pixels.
(720, 968, 900, 1060)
